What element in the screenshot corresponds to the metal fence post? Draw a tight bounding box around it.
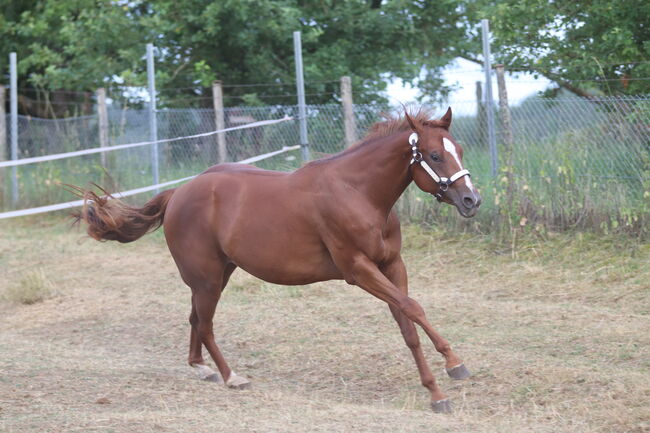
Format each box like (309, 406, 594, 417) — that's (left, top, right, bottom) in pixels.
(10, 52, 18, 205)
(476, 81, 486, 148)
(481, 19, 498, 176)
(340, 76, 357, 147)
(293, 31, 310, 162)
(146, 43, 159, 191)
(212, 80, 227, 163)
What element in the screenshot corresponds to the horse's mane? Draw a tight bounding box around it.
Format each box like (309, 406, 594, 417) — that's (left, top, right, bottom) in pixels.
(354, 108, 446, 147)
(310, 108, 446, 164)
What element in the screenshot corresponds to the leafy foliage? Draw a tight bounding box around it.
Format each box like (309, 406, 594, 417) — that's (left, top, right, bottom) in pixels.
(468, 0, 650, 96)
(1, 0, 468, 112)
(133, 0, 470, 106)
(0, 0, 148, 115)
(1, 0, 648, 116)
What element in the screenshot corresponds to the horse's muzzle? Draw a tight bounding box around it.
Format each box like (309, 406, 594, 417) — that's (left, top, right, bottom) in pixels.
(456, 191, 481, 218)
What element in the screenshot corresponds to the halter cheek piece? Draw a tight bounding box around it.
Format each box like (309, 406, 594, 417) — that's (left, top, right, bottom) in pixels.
(408, 132, 471, 201)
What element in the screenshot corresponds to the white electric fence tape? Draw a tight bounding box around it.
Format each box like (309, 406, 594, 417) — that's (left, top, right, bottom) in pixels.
(0, 144, 300, 220)
(0, 116, 294, 168)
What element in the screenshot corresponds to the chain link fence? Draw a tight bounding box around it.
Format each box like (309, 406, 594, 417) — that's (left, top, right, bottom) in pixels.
(2, 95, 649, 234)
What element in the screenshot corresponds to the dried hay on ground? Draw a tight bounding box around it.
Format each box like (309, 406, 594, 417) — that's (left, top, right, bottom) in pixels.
(0, 218, 648, 433)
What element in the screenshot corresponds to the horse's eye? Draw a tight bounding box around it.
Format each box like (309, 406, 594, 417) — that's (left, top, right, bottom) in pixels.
(430, 153, 441, 162)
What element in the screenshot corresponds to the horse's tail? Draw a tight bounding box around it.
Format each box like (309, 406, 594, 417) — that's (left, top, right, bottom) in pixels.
(71, 185, 176, 243)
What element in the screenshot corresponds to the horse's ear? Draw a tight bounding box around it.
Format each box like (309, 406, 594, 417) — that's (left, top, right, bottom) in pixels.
(404, 111, 418, 131)
(439, 107, 452, 130)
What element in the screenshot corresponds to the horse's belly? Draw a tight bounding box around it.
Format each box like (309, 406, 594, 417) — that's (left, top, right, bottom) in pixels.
(223, 227, 342, 285)
(231, 244, 342, 285)
(238, 260, 342, 285)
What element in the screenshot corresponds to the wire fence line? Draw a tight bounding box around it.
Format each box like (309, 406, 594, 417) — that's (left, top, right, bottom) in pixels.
(0, 144, 300, 220)
(0, 116, 294, 168)
(1, 95, 648, 233)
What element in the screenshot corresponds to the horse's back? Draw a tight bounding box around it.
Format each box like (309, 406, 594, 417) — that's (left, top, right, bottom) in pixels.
(201, 162, 289, 177)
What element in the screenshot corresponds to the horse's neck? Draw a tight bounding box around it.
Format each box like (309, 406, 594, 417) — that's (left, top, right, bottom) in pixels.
(334, 132, 413, 213)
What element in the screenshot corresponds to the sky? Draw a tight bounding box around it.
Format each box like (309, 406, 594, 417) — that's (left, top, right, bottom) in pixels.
(386, 58, 552, 113)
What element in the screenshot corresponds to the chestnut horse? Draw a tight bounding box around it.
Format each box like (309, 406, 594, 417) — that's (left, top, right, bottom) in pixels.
(75, 108, 481, 413)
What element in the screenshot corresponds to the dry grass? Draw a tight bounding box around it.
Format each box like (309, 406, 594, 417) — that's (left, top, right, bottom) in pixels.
(2, 268, 54, 305)
(0, 217, 648, 433)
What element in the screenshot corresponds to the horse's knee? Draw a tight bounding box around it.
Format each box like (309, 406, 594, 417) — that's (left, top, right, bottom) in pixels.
(400, 297, 425, 323)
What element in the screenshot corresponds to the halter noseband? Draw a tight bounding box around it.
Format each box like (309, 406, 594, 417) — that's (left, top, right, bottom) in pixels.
(408, 132, 470, 201)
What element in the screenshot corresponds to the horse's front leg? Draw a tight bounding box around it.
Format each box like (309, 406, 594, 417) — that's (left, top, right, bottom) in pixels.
(382, 257, 470, 378)
(379, 257, 448, 412)
(342, 254, 468, 412)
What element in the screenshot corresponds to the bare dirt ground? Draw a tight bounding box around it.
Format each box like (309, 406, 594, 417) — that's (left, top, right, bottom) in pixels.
(0, 217, 648, 433)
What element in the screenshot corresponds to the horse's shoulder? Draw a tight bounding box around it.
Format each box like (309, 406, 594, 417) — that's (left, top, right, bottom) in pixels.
(384, 210, 401, 235)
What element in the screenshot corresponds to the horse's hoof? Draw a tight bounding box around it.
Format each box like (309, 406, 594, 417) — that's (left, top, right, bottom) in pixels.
(446, 363, 471, 380)
(226, 371, 251, 390)
(192, 363, 223, 383)
(431, 398, 453, 413)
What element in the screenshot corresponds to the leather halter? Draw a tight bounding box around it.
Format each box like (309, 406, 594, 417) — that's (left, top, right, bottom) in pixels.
(408, 132, 471, 201)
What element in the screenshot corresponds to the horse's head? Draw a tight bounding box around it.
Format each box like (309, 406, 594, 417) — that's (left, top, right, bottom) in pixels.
(405, 108, 481, 218)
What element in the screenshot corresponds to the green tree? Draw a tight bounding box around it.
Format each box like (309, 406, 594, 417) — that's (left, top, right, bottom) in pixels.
(1, 0, 471, 114)
(463, 0, 650, 97)
(140, 0, 470, 106)
(0, 0, 149, 116)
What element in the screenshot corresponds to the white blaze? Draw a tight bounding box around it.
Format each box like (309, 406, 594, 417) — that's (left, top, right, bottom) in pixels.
(443, 137, 476, 191)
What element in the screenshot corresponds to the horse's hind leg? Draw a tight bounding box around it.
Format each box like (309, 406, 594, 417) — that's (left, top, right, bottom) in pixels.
(188, 298, 221, 383)
(192, 283, 251, 389)
(188, 263, 238, 384)
(183, 259, 250, 389)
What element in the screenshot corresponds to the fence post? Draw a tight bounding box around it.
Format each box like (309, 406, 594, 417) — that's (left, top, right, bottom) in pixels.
(495, 64, 515, 210)
(495, 65, 514, 150)
(146, 43, 159, 191)
(481, 19, 498, 177)
(340, 76, 356, 147)
(293, 31, 310, 162)
(212, 80, 227, 163)
(96, 88, 109, 168)
(0, 85, 5, 206)
(10, 52, 18, 206)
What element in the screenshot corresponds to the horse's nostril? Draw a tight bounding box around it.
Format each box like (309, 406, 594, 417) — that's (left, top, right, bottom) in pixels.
(463, 195, 475, 208)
